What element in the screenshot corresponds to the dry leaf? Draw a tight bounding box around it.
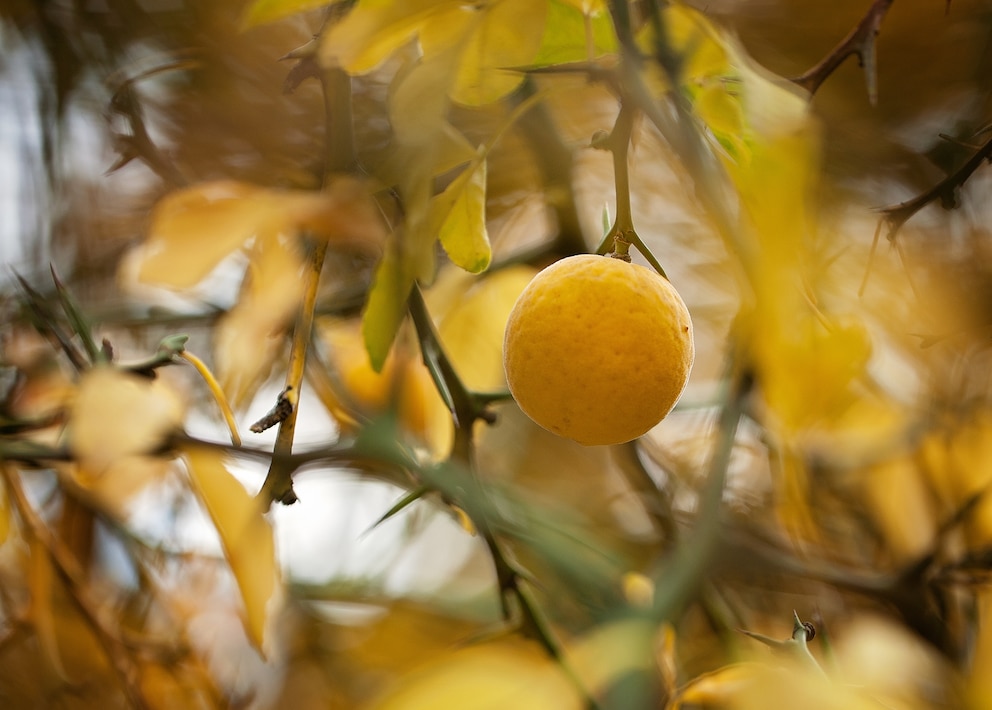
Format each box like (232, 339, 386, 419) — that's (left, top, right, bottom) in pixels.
(182, 446, 281, 655)
(68, 367, 184, 474)
(368, 639, 582, 710)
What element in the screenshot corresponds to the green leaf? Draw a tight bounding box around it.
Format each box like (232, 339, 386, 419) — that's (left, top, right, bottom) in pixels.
(183, 446, 281, 655)
(432, 158, 491, 273)
(50, 266, 103, 364)
(363, 485, 430, 536)
(241, 0, 339, 28)
(362, 238, 416, 372)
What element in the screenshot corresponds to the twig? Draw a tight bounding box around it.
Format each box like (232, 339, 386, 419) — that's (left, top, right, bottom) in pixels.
(792, 0, 895, 105)
(107, 58, 193, 186)
(878, 133, 992, 241)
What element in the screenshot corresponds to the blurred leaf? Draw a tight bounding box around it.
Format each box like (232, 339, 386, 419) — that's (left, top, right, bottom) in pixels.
(321, 0, 463, 74)
(0, 478, 9, 545)
(445, 0, 548, 107)
(140, 661, 216, 710)
(68, 367, 184, 474)
(432, 157, 490, 273)
(432, 264, 538, 391)
(368, 640, 582, 709)
(920, 411, 992, 549)
(321, 317, 453, 457)
(132, 179, 385, 290)
(363, 238, 416, 373)
(214, 231, 307, 407)
(861, 455, 937, 563)
(241, 0, 340, 28)
(28, 539, 70, 683)
(674, 663, 763, 708)
(183, 446, 281, 655)
(531, 0, 615, 67)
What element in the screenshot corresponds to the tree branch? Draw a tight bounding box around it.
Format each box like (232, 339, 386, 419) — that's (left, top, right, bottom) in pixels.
(792, 0, 895, 105)
(879, 133, 992, 240)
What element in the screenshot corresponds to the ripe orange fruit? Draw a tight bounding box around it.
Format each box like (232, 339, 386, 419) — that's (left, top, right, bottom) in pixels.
(503, 254, 693, 446)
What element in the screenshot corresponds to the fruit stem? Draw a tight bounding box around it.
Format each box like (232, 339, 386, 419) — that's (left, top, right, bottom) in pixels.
(599, 100, 637, 261)
(596, 99, 671, 280)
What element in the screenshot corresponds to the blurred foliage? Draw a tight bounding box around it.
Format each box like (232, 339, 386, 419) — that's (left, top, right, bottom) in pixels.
(2, 0, 992, 708)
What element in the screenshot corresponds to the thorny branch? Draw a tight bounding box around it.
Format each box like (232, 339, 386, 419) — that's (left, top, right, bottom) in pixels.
(879, 133, 992, 240)
(860, 133, 992, 296)
(792, 0, 895, 105)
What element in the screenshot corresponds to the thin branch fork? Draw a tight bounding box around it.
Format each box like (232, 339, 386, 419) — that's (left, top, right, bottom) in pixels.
(792, 0, 895, 104)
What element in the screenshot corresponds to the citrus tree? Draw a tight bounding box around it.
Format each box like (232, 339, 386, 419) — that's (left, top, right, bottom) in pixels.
(2, 0, 992, 708)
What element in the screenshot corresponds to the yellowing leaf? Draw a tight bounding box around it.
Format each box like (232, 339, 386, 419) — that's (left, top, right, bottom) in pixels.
(29, 538, 70, 683)
(433, 158, 490, 273)
(214, 231, 307, 406)
(241, 0, 338, 28)
(919, 411, 992, 550)
(136, 181, 272, 289)
(68, 367, 184, 474)
(363, 238, 416, 373)
(368, 640, 582, 710)
(662, 6, 732, 82)
(133, 179, 385, 290)
(862, 455, 937, 563)
(446, 0, 548, 106)
(318, 317, 453, 458)
(433, 264, 538, 391)
(321, 0, 462, 74)
(531, 0, 616, 67)
(0, 477, 9, 545)
(183, 446, 281, 654)
(674, 663, 764, 708)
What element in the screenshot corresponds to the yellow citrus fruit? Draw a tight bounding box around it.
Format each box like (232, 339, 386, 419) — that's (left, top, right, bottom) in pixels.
(503, 254, 693, 446)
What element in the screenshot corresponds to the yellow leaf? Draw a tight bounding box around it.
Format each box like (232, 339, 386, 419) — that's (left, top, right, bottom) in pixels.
(675, 663, 763, 708)
(318, 317, 453, 458)
(137, 181, 273, 289)
(241, 0, 340, 28)
(68, 367, 184, 473)
(662, 6, 732, 81)
(861, 455, 937, 563)
(433, 264, 538, 392)
(133, 179, 385, 290)
(433, 158, 491, 273)
(919, 411, 992, 549)
(446, 0, 549, 106)
(531, 0, 617, 66)
(387, 46, 467, 283)
(368, 640, 582, 710)
(557, 0, 606, 14)
(0, 477, 9, 545)
(183, 446, 281, 654)
(321, 0, 462, 74)
(29, 538, 70, 683)
(214, 231, 307, 406)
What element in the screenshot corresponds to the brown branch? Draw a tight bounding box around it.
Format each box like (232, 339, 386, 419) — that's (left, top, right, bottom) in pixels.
(879, 133, 992, 240)
(792, 0, 894, 105)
